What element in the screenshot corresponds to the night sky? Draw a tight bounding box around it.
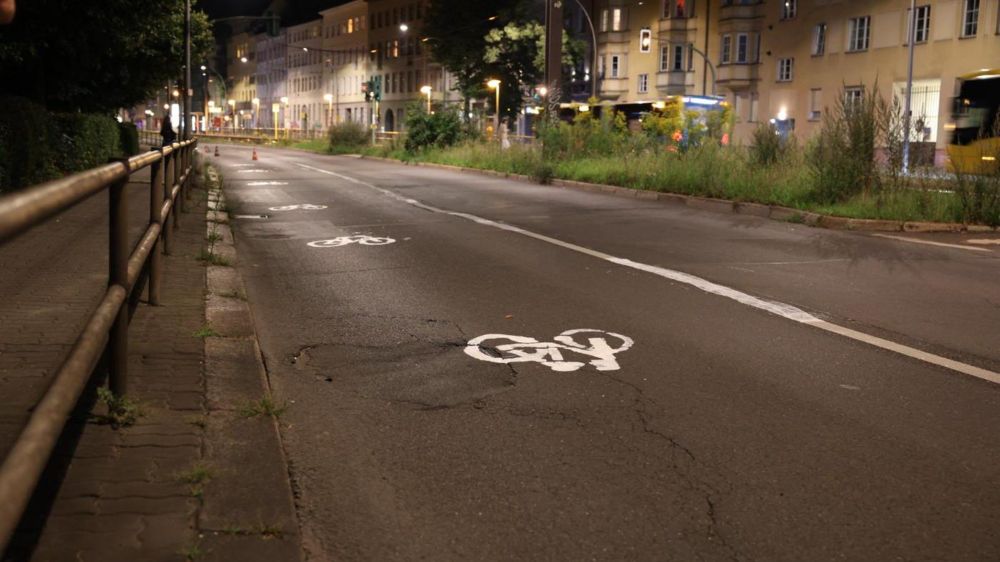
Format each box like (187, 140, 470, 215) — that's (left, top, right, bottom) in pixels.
(199, 0, 352, 25)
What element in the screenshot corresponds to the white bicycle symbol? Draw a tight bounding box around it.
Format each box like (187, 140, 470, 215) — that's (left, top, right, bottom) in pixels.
(307, 235, 396, 248)
(268, 204, 328, 211)
(464, 329, 634, 372)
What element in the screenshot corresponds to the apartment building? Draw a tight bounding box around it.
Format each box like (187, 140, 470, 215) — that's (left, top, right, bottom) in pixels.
(590, 0, 1000, 161)
(285, 19, 326, 131)
(368, 0, 456, 131)
(256, 30, 288, 132)
(320, 0, 370, 127)
(227, 32, 258, 129)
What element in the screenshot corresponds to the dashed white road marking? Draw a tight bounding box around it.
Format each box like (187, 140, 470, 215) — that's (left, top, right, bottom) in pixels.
(871, 234, 992, 253)
(966, 239, 1000, 246)
(294, 162, 1000, 385)
(246, 181, 289, 186)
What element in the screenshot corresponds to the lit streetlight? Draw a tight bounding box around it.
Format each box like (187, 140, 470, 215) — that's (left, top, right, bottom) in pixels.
(487, 79, 501, 139)
(420, 85, 432, 113)
(240, 56, 248, 63)
(399, 23, 409, 32)
(324, 93, 334, 127)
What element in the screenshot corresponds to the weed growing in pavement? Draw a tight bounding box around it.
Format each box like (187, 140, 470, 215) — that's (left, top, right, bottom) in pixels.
(185, 414, 208, 430)
(193, 324, 220, 338)
(238, 397, 288, 419)
(206, 230, 222, 244)
(217, 289, 247, 301)
(179, 542, 204, 562)
(177, 463, 214, 503)
(196, 249, 230, 266)
(94, 387, 142, 428)
(218, 522, 284, 539)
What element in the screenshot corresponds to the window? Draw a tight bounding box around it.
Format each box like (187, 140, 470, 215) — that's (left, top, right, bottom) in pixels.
(809, 89, 822, 120)
(962, 0, 979, 37)
(612, 8, 624, 31)
(844, 86, 864, 107)
(736, 33, 749, 63)
(640, 29, 652, 53)
(660, 46, 670, 71)
(777, 58, 793, 82)
(663, 0, 691, 18)
(638, 73, 648, 94)
(672, 44, 685, 70)
(909, 5, 930, 43)
(749, 92, 759, 122)
(848, 16, 870, 51)
(610, 55, 621, 78)
(600, 9, 608, 32)
(812, 23, 826, 55)
(781, 0, 796, 20)
(721, 35, 732, 64)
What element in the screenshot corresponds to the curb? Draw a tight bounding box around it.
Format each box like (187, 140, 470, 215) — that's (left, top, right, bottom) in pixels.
(199, 165, 303, 562)
(357, 155, 996, 234)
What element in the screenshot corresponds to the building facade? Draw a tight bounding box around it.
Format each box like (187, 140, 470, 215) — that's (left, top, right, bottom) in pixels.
(256, 30, 288, 133)
(320, 0, 370, 127)
(589, 0, 1000, 161)
(286, 19, 326, 132)
(226, 32, 258, 131)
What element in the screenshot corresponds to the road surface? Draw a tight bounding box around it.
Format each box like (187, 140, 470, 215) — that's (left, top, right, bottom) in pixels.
(211, 143, 1000, 561)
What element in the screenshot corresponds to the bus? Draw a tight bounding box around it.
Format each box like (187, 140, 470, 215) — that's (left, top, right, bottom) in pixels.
(948, 69, 1000, 174)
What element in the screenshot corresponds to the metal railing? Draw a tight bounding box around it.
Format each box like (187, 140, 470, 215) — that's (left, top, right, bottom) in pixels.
(0, 138, 199, 552)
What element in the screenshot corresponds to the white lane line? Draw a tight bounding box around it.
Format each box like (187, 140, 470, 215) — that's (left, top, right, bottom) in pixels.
(871, 234, 992, 253)
(294, 162, 1000, 385)
(966, 239, 1000, 246)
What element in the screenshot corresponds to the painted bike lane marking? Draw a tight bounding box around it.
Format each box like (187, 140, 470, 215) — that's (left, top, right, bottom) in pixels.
(293, 162, 1000, 385)
(465, 329, 633, 372)
(307, 235, 395, 248)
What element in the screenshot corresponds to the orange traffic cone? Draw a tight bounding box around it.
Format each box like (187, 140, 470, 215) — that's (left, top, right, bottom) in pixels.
(214, 146, 219, 157)
(252, 147, 258, 161)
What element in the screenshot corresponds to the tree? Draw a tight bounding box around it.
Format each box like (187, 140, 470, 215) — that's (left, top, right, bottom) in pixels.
(0, 0, 214, 113)
(423, 0, 525, 121)
(483, 22, 585, 120)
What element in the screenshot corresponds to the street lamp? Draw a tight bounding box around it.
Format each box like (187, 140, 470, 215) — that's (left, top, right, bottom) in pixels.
(420, 85, 432, 113)
(280, 96, 289, 138)
(240, 56, 248, 63)
(271, 102, 280, 140)
(399, 23, 409, 32)
(487, 79, 501, 139)
(324, 93, 334, 128)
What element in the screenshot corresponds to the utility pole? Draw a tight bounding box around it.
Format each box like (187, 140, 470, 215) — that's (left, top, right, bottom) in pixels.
(184, 0, 192, 140)
(902, 0, 916, 175)
(545, 0, 564, 103)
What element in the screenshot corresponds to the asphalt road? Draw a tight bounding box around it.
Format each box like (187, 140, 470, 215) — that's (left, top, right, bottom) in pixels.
(212, 144, 1000, 562)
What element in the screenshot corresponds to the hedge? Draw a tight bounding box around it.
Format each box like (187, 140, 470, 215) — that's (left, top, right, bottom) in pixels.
(0, 95, 126, 193)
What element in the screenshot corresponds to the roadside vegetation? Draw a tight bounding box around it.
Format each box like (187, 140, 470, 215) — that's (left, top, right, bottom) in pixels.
(329, 89, 1000, 227)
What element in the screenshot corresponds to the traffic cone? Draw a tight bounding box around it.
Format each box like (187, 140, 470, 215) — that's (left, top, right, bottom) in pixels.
(252, 147, 258, 161)
(214, 146, 219, 157)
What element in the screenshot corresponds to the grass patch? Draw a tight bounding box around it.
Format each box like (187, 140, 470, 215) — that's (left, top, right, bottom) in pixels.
(193, 324, 220, 338)
(196, 248, 230, 266)
(238, 397, 288, 419)
(94, 387, 142, 428)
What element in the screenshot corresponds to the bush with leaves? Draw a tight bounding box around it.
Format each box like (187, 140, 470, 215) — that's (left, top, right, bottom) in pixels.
(404, 105, 464, 153)
(328, 121, 369, 153)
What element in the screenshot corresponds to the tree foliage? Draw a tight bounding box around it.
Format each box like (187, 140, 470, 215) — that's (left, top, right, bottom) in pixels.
(423, 0, 526, 119)
(483, 22, 584, 118)
(0, 0, 214, 113)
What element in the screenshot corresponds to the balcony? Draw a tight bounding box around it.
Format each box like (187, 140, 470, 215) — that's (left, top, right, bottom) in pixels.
(715, 63, 758, 90)
(597, 77, 628, 99)
(656, 71, 695, 95)
(658, 17, 696, 34)
(719, 2, 763, 21)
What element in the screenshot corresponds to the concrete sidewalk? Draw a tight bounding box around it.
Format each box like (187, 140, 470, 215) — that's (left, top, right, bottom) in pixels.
(1, 153, 299, 561)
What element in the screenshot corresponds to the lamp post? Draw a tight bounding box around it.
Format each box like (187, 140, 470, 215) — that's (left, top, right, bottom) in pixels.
(227, 99, 236, 133)
(420, 85, 432, 113)
(324, 93, 334, 128)
(570, 0, 599, 100)
(272, 102, 280, 140)
(487, 78, 501, 139)
(280, 96, 289, 139)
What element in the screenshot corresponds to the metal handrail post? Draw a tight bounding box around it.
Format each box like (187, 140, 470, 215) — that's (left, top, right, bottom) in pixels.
(174, 145, 184, 216)
(163, 151, 174, 255)
(148, 152, 164, 306)
(107, 172, 129, 396)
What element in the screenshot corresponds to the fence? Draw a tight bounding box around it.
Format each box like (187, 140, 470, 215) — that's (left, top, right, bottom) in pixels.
(0, 138, 199, 552)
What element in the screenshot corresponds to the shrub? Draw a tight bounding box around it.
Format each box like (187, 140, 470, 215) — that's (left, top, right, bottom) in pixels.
(0, 96, 59, 192)
(52, 113, 122, 174)
(119, 122, 140, 156)
(749, 122, 785, 166)
(404, 105, 463, 153)
(328, 121, 369, 153)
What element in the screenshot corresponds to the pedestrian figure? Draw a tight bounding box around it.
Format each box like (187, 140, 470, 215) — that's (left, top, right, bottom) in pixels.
(160, 114, 177, 147)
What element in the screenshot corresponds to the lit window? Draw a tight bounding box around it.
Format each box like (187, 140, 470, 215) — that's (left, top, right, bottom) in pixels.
(781, 0, 796, 20)
(612, 8, 623, 31)
(640, 29, 652, 53)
